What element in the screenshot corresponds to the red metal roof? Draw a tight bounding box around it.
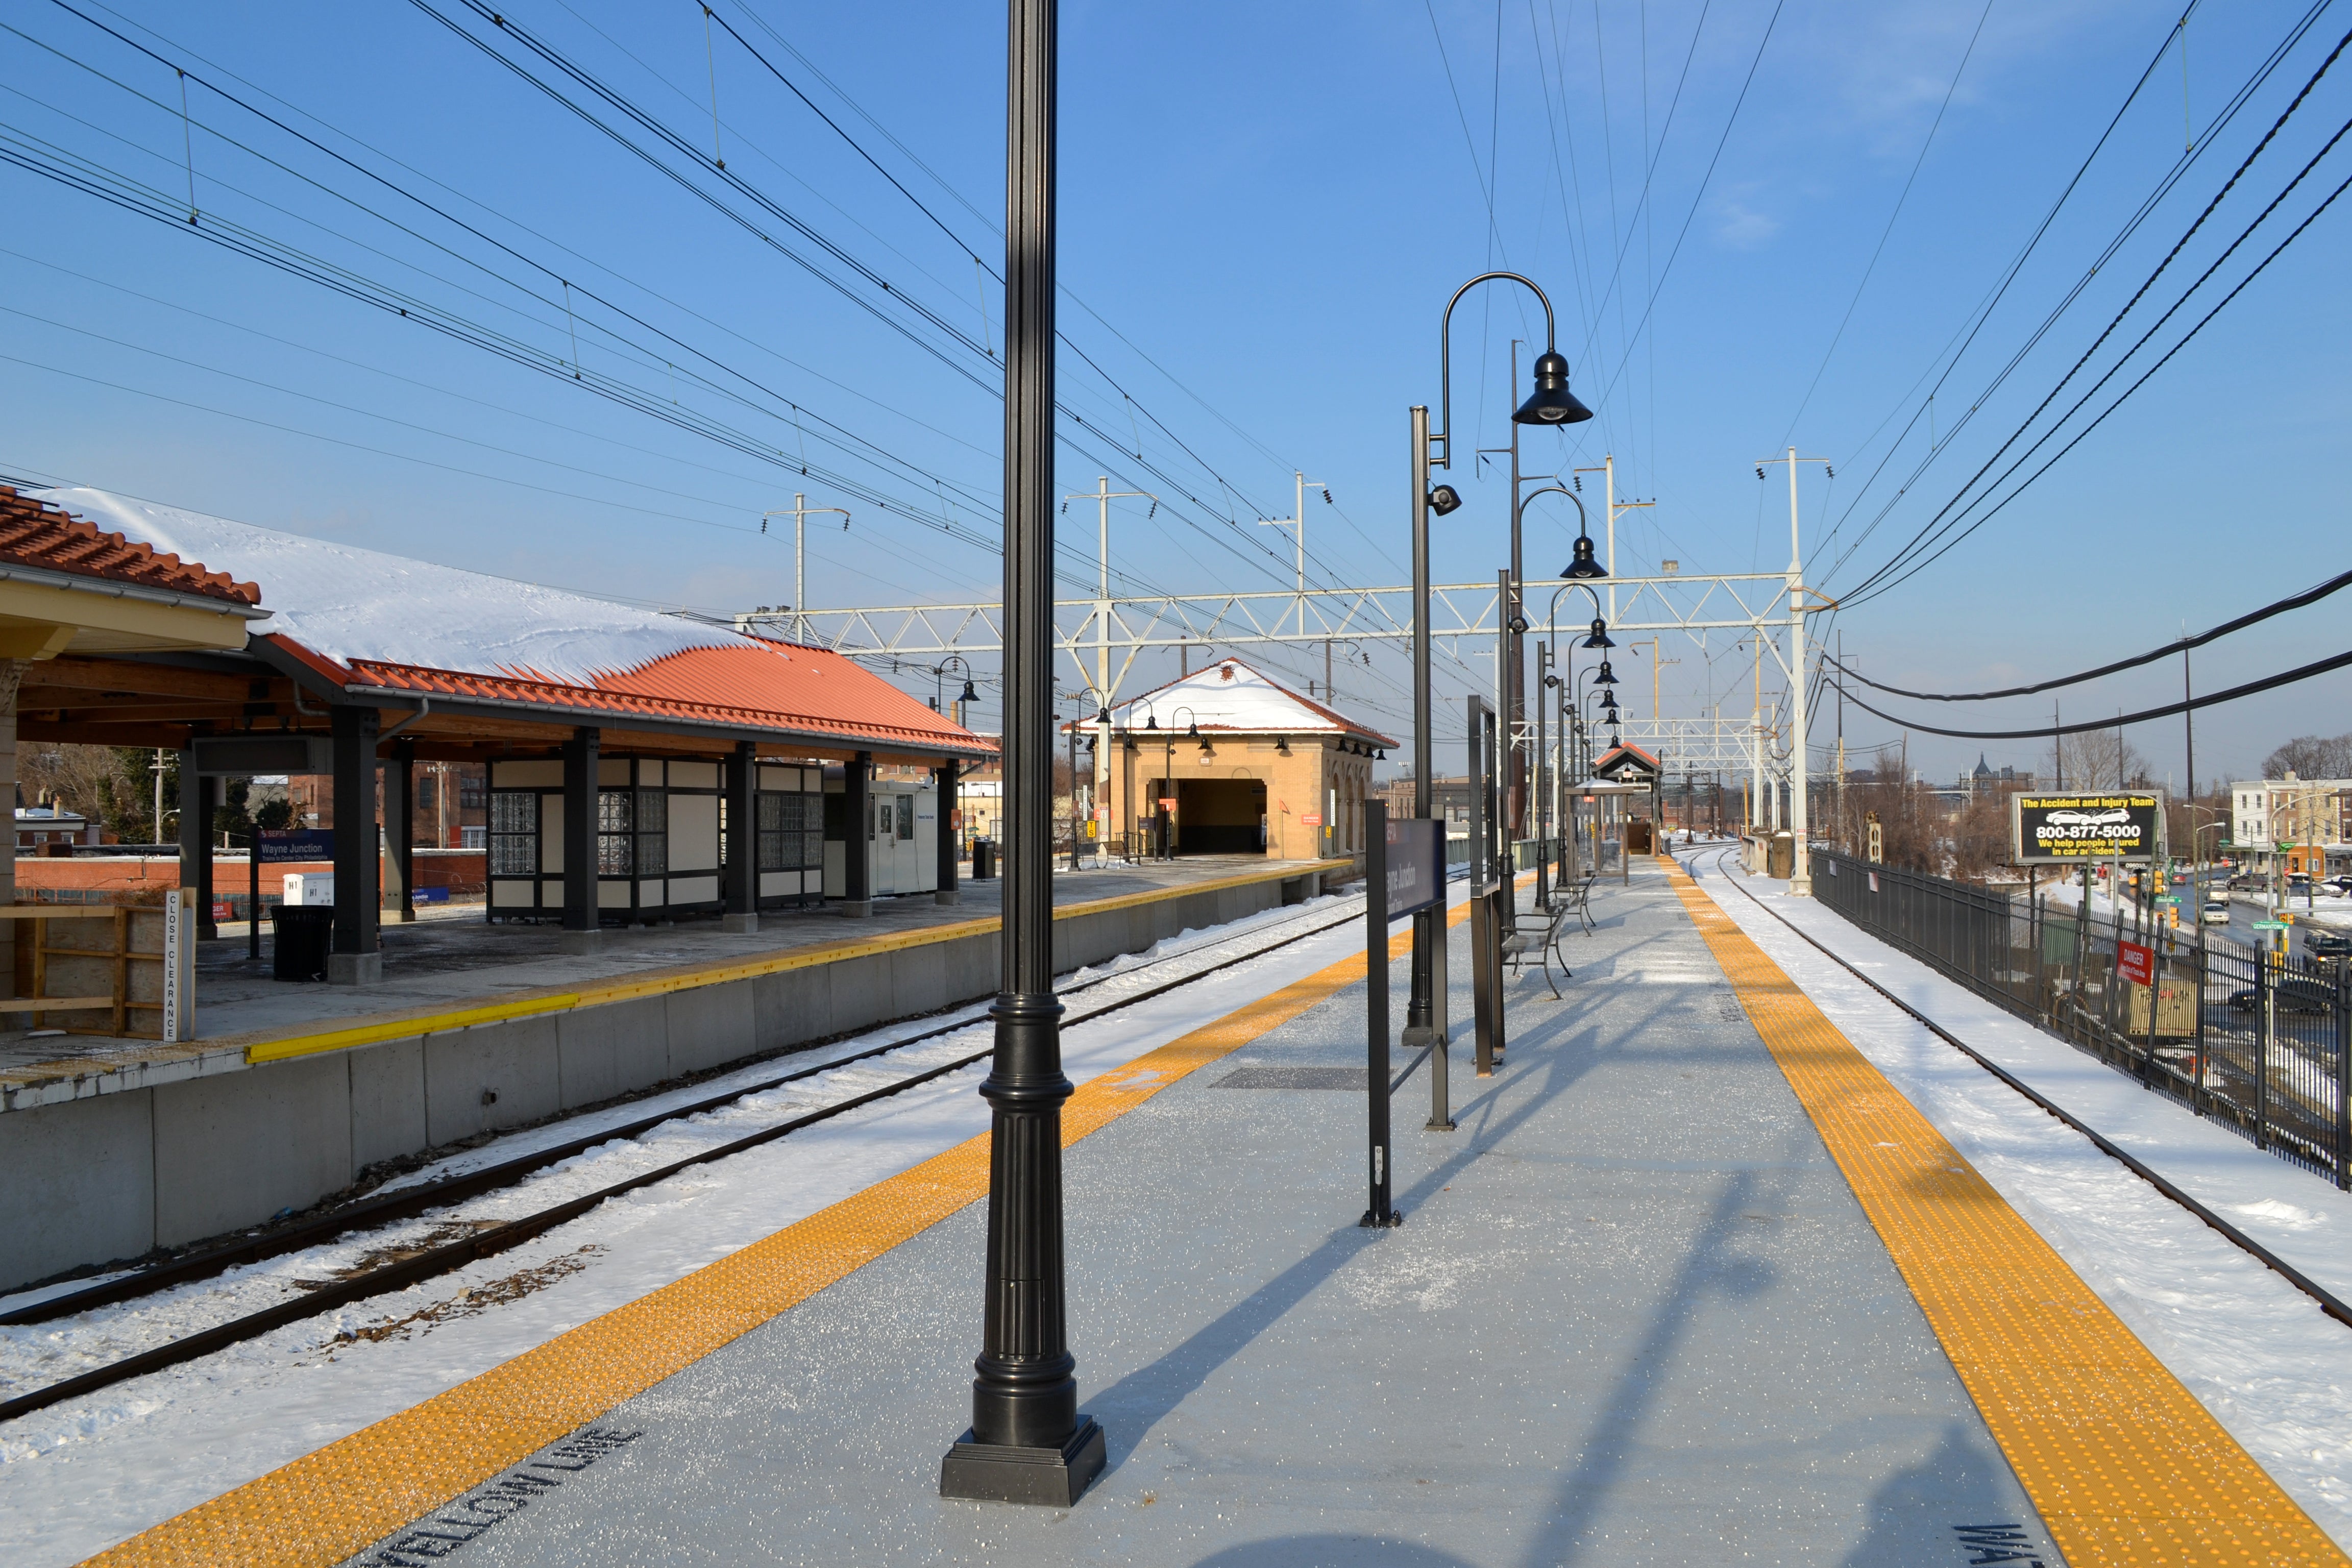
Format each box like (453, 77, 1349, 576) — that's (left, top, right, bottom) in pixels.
(325, 639, 988, 755)
(0, 487, 260, 606)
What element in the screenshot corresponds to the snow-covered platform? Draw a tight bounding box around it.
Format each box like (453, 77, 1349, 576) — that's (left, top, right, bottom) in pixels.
(0, 855, 1343, 1292)
(53, 854, 2351, 1567)
(120, 859, 2076, 1567)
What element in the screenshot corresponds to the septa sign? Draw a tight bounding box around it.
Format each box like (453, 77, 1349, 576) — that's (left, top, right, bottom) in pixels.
(2117, 940, 2155, 989)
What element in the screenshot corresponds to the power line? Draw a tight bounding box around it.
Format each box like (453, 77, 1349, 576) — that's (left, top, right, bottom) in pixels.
(1831, 570, 2352, 704)
(1828, 648, 2352, 741)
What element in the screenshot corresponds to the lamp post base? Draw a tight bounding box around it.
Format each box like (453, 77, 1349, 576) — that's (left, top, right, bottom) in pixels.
(940, 1416, 1105, 1507)
(1401, 1025, 1442, 1047)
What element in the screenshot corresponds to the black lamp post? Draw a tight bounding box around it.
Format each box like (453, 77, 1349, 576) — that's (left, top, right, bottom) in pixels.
(940, 0, 1105, 1509)
(1166, 705, 1198, 860)
(1408, 271, 1593, 1049)
(933, 655, 978, 724)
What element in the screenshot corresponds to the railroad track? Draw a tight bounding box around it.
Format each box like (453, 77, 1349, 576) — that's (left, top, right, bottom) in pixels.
(1691, 845, 2352, 1332)
(0, 895, 1377, 1423)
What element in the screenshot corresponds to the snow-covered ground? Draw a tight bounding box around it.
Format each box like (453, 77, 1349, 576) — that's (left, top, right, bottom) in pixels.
(0, 888, 1407, 1567)
(1691, 851, 2352, 1547)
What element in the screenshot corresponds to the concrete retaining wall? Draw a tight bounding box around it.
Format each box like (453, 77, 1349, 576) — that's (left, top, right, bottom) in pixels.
(0, 866, 1323, 1290)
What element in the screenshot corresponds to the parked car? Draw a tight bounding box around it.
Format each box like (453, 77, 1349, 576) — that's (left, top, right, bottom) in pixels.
(2305, 930, 2352, 959)
(2226, 979, 2336, 1014)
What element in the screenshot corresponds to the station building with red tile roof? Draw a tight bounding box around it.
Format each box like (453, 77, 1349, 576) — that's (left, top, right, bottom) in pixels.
(12, 487, 991, 979)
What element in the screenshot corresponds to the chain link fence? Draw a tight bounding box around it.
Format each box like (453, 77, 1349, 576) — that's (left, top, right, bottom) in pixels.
(1812, 848, 2350, 1189)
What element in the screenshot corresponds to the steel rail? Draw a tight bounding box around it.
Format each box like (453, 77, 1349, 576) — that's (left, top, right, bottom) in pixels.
(1691, 845, 2352, 1332)
(0, 900, 1367, 1405)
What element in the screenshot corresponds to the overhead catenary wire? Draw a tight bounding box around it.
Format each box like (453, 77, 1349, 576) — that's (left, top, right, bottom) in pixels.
(1836, 22, 2352, 605)
(1816, 0, 2332, 586)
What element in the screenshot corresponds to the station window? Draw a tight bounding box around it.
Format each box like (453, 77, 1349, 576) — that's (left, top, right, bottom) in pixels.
(489, 791, 537, 876)
(597, 788, 667, 876)
(897, 796, 915, 840)
(753, 790, 823, 871)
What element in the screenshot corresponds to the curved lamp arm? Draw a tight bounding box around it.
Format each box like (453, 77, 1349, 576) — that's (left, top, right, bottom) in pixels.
(1434, 271, 1556, 472)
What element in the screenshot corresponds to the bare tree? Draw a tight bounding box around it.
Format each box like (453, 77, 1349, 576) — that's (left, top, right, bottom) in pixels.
(2262, 732, 2352, 779)
(2044, 729, 2151, 791)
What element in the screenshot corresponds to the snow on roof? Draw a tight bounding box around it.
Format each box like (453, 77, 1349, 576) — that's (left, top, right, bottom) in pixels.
(41, 488, 744, 689)
(1098, 657, 1397, 745)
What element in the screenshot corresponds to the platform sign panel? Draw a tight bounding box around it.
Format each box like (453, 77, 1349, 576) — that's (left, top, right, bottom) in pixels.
(2009, 793, 2161, 864)
(2116, 939, 2155, 988)
(1383, 816, 1443, 921)
(258, 828, 334, 864)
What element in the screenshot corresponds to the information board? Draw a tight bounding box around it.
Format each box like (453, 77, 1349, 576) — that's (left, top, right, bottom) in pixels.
(2008, 793, 2161, 864)
(1383, 816, 1443, 921)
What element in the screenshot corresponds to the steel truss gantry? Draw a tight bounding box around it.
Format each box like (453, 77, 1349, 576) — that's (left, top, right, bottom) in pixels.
(734, 570, 1801, 703)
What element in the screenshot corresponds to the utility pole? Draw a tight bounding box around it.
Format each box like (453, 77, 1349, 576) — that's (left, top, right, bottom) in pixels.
(1257, 471, 1321, 597)
(1570, 454, 1652, 630)
(1756, 446, 1827, 894)
(762, 495, 850, 644)
(1067, 477, 1150, 867)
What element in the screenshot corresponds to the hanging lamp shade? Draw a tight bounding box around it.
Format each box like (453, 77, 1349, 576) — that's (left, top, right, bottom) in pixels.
(1511, 349, 1595, 426)
(1562, 534, 1606, 579)
(1595, 660, 1619, 685)
(1600, 688, 1620, 713)
(1581, 617, 1614, 649)
(960, 678, 978, 703)
(1186, 720, 1199, 739)
(1145, 713, 1159, 730)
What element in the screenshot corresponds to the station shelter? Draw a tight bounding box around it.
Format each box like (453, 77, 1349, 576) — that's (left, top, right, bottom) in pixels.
(1585, 742, 1662, 859)
(0, 487, 266, 1025)
(8, 487, 989, 992)
(1084, 658, 1394, 861)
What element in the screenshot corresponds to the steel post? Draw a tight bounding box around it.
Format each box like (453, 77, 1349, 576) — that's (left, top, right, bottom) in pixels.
(942, 0, 1104, 1507)
(1362, 801, 1399, 1228)
(1406, 404, 1438, 1047)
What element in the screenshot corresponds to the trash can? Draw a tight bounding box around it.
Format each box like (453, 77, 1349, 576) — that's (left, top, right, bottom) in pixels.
(971, 839, 996, 880)
(1767, 831, 1795, 879)
(271, 904, 334, 982)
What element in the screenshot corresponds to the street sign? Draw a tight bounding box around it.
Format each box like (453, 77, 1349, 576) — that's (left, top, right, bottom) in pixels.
(2117, 940, 2154, 988)
(2253, 919, 2287, 930)
(1157, 796, 1177, 811)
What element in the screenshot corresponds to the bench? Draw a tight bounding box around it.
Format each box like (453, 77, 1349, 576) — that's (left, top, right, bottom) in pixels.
(1503, 900, 1576, 998)
(1551, 871, 1598, 936)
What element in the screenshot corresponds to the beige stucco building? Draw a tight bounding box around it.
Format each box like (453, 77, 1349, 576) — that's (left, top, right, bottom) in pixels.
(1085, 659, 1395, 862)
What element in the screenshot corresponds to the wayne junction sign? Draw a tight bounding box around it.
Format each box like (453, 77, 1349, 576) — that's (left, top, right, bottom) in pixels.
(2008, 793, 2162, 864)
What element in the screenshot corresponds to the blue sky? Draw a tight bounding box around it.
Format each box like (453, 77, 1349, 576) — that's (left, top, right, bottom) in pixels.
(1, 0, 2344, 787)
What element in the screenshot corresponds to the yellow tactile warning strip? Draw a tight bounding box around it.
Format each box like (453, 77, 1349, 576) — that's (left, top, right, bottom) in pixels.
(235, 857, 1352, 1066)
(84, 895, 1466, 1567)
(1662, 856, 2347, 1568)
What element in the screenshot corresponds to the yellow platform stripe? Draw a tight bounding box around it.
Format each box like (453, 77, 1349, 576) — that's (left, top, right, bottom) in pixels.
(88, 896, 1460, 1567)
(1663, 856, 2345, 1567)
(240, 858, 1350, 1066)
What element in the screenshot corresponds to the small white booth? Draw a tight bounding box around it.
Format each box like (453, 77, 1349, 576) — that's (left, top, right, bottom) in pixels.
(823, 768, 940, 900)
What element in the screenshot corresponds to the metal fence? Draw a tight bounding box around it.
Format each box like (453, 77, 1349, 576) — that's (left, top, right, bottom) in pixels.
(1814, 849, 2350, 1189)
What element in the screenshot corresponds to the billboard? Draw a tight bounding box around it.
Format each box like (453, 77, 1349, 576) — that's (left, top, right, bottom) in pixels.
(2008, 793, 2161, 864)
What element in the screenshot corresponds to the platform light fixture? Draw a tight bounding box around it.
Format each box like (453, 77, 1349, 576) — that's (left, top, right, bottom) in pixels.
(1410, 269, 1588, 1048)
